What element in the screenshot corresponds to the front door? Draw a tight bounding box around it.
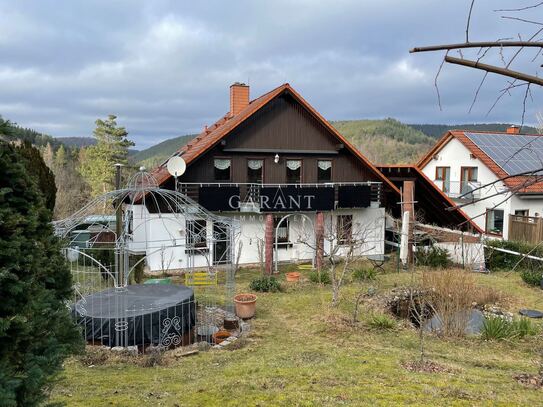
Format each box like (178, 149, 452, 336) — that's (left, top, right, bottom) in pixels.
(213, 223, 230, 265)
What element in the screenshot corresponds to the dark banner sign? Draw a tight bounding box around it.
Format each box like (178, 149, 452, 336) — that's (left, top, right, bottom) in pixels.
(198, 186, 240, 211)
(337, 185, 371, 208)
(259, 186, 334, 212)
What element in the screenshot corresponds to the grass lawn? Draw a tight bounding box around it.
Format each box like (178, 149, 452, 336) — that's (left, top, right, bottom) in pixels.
(51, 265, 543, 406)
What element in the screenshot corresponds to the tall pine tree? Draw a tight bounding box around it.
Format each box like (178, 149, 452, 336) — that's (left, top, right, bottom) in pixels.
(0, 142, 82, 406)
(14, 141, 57, 212)
(79, 115, 134, 196)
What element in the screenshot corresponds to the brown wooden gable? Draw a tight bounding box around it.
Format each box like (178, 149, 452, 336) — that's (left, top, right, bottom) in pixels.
(177, 91, 378, 184)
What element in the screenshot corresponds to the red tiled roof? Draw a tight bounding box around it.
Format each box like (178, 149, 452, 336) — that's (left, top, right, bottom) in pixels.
(151, 83, 400, 194)
(417, 130, 543, 194)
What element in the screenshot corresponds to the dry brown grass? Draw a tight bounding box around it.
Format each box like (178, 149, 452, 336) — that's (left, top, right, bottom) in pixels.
(422, 268, 486, 337)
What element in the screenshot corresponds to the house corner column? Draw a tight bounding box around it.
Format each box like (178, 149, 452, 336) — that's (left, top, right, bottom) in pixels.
(402, 180, 415, 264)
(315, 212, 324, 270)
(265, 213, 274, 274)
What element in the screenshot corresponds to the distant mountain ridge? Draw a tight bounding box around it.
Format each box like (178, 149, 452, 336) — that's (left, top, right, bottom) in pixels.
(56, 137, 97, 148)
(408, 123, 540, 138)
(6, 114, 538, 167)
(331, 118, 435, 164)
(131, 134, 195, 169)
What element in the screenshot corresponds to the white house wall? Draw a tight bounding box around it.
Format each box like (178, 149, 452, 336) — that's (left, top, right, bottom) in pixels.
(420, 137, 509, 236)
(128, 205, 386, 272)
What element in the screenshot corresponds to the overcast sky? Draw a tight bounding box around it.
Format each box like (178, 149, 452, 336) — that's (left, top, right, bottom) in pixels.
(1, 0, 542, 148)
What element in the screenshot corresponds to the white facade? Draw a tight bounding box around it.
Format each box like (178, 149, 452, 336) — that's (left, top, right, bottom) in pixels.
(420, 137, 543, 239)
(128, 204, 386, 273)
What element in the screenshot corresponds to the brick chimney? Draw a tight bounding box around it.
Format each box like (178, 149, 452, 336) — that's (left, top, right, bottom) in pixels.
(230, 82, 249, 117)
(506, 125, 520, 134)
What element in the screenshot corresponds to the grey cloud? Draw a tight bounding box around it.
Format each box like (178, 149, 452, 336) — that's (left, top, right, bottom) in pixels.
(0, 0, 541, 148)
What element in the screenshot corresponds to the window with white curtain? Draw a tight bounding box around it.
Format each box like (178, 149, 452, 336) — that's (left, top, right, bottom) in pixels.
(214, 158, 231, 181)
(247, 159, 263, 183)
(286, 160, 302, 183)
(317, 160, 332, 182)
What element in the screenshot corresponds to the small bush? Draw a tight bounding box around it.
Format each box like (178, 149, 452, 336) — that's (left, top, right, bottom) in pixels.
(472, 285, 504, 306)
(481, 316, 515, 340)
(249, 276, 282, 292)
(353, 267, 377, 281)
(309, 270, 331, 284)
(416, 246, 451, 268)
(511, 317, 539, 338)
(481, 316, 539, 340)
(422, 269, 477, 337)
(520, 269, 542, 287)
(367, 313, 397, 330)
(485, 239, 543, 271)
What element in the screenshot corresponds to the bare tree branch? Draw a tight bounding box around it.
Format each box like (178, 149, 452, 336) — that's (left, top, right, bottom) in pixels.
(494, 2, 543, 12)
(501, 16, 543, 26)
(444, 56, 543, 86)
(466, 0, 476, 43)
(410, 41, 543, 53)
(469, 72, 488, 113)
(434, 52, 447, 111)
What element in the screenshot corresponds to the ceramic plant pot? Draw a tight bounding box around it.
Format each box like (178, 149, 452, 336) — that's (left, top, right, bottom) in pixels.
(234, 293, 257, 319)
(286, 272, 301, 282)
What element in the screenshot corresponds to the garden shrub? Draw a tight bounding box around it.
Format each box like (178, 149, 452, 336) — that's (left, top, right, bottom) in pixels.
(511, 317, 539, 338)
(416, 246, 451, 268)
(309, 270, 331, 285)
(353, 267, 377, 281)
(485, 239, 543, 271)
(520, 269, 542, 287)
(249, 276, 282, 292)
(481, 316, 539, 340)
(481, 316, 515, 340)
(367, 313, 397, 330)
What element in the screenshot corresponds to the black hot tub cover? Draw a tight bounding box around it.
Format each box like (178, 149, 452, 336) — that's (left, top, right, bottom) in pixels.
(73, 284, 195, 347)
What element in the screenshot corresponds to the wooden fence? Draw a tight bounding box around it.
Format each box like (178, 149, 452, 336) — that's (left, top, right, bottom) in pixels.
(508, 215, 543, 244)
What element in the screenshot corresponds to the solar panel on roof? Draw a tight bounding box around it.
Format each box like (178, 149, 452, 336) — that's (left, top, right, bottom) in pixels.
(464, 132, 543, 176)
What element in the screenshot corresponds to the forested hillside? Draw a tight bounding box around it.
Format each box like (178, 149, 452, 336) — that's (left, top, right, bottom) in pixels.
(408, 123, 539, 138)
(331, 118, 435, 164)
(131, 134, 194, 169)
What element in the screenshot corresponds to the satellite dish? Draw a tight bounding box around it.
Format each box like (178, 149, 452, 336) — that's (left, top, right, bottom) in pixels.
(167, 156, 186, 177)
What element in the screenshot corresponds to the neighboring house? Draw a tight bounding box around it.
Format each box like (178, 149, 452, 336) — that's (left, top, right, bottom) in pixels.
(377, 165, 483, 233)
(131, 82, 400, 272)
(417, 127, 543, 240)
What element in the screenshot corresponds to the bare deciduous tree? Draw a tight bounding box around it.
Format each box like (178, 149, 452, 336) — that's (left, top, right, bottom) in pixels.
(296, 215, 376, 307)
(411, 1, 543, 125)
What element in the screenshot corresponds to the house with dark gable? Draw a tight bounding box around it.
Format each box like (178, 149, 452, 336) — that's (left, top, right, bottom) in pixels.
(131, 83, 400, 272)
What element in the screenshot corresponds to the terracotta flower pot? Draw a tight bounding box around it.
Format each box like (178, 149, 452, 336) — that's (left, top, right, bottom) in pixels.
(286, 272, 300, 282)
(234, 293, 257, 319)
(212, 330, 230, 344)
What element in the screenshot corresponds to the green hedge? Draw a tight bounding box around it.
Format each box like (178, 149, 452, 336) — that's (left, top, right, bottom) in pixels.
(485, 239, 543, 271)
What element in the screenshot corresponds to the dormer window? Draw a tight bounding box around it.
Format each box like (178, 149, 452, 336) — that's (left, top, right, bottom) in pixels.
(286, 160, 302, 183)
(247, 159, 263, 183)
(317, 160, 332, 182)
(214, 158, 231, 181)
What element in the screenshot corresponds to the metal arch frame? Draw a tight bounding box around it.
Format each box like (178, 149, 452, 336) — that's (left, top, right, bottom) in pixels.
(274, 213, 315, 274)
(65, 247, 118, 285)
(55, 168, 240, 290)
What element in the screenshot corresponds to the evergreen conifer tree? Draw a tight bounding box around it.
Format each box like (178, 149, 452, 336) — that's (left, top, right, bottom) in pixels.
(79, 115, 134, 196)
(14, 141, 57, 212)
(0, 142, 82, 406)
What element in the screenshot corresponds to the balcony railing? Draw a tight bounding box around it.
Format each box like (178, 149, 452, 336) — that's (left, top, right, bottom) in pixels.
(433, 180, 481, 199)
(176, 182, 382, 212)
